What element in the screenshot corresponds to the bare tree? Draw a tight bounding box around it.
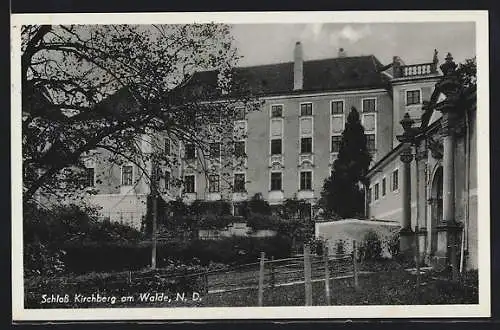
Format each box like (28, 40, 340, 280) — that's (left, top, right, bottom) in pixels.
(21, 24, 258, 202)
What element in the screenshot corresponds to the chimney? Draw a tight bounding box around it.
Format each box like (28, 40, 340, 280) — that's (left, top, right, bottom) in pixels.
(338, 47, 347, 57)
(294, 41, 303, 90)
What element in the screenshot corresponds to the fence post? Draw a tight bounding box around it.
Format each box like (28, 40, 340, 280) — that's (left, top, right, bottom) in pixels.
(415, 225, 421, 302)
(304, 244, 313, 306)
(352, 240, 359, 291)
(270, 256, 275, 288)
(323, 244, 331, 305)
(204, 270, 209, 295)
(258, 252, 265, 307)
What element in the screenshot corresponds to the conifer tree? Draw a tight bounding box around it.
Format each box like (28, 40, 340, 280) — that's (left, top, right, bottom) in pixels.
(319, 107, 372, 218)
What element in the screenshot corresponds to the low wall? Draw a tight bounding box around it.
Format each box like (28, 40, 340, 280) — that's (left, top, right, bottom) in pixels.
(315, 219, 400, 258)
(88, 194, 148, 230)
(198, 222, 276, 240)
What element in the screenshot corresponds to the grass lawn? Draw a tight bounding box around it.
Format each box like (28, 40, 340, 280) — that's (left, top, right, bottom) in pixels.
(202, 267, 478, 307)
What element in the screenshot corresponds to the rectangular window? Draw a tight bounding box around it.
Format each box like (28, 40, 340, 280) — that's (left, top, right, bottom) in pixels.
(331, 136, 342, 153)
(331, 115, 345, 134)
(270, 172, 282, 191)
(185, 144, 195, 159)
(184, 175, 195, 193)
(374, 183, 380, 201)
(271, 105, 283, 118)
(392, 169, 399, 191)
(300, 171, 312, 191)
(122, 165, 133, 186)
(300, 103, 313, 116)
(368, 187, 372, 203)
(164, 138, 170, 155)
(331, 101, 344, 114)
(234, 107, 246, 121)
(301, 137, 312, 154)
(362, 113, 376, 132)
(366, 134, 376, 151)
(234, 173, 246, 192)
(210, 142, 221, 159)
(406, 90, 421, 105)
(271, 139, 282, 155)
(209, 174, 220, 193)
(234, 141, 245, 157)
(362, 98, 376, 113)
(85, 167, 95, 187)
(382, 177, 386, 196)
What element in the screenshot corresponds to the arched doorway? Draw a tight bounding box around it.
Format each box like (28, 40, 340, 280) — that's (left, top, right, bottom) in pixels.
(430, 166, 443, 255)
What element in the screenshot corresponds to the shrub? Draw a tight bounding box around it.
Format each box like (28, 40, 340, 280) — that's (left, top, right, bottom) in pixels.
(358, 230, 382, 261)
(335, 239, 346, 255)
(246, 213, 279, 231)
(23, 202, 144, 277)
(387, 230, 400, 258)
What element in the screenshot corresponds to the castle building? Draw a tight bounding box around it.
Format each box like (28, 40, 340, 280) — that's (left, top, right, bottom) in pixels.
(79, 42, 477, 271)
(84, 43, 396, 226)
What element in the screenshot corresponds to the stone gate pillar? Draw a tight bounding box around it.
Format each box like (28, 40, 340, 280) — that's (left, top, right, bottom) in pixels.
(434, 53, 463, 280)
(399, 144, 414, 253)
(396, 113, 419, 255)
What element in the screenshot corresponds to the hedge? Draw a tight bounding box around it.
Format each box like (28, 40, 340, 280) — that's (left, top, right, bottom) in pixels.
(61, 235, 292, 274)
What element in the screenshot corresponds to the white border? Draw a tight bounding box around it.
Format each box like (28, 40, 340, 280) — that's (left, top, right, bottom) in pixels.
(11, 11, 490, 321)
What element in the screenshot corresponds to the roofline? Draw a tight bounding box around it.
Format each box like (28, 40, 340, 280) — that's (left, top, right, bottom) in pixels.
(367, 117, 443, 177)
(261, 88, 389, 100)
(391, 75, 441, 85)
(234, 54, 380, 70)
(367, 143, 404, 177)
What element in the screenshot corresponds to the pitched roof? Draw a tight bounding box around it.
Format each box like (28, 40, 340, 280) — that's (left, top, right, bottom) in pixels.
(181, 55, 390, 99)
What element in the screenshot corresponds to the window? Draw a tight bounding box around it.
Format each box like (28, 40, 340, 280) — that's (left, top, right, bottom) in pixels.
(270, 172, 282, 191)
(366, 134, 376, 151)
(185, 144, 195, 159)
(382, 177, 386, 197)
(300, 171, 312, 190)
(331, 101, 344, 114)
(374, 183, 380, 201)
(234, 173, 246, 192)
(362, 98, 376, 113)
(164, 138, 170, 155)
(392, 169, 399, 191)
(300, 103, 313, 116)
(85, 167, 95, 187)
(184, 175, 195, 193)
(271, 139, 282, 155)
(271, 105, 283, 118)
(368, 187, 372, 204)
(234, 107, 246, 121)
(301, 137, 312, 154)
(406, 90, 421, 105)
(331, 136, 342, 153)
(234, 141, 245, 157)
(122, 165, 133, 186)
(210, 142, 221, 159)
(209, 174, 220, 193)
(362, 113, 376, 132)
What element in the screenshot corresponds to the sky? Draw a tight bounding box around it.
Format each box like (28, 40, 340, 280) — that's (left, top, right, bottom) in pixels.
(230, 22, 476, 67)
